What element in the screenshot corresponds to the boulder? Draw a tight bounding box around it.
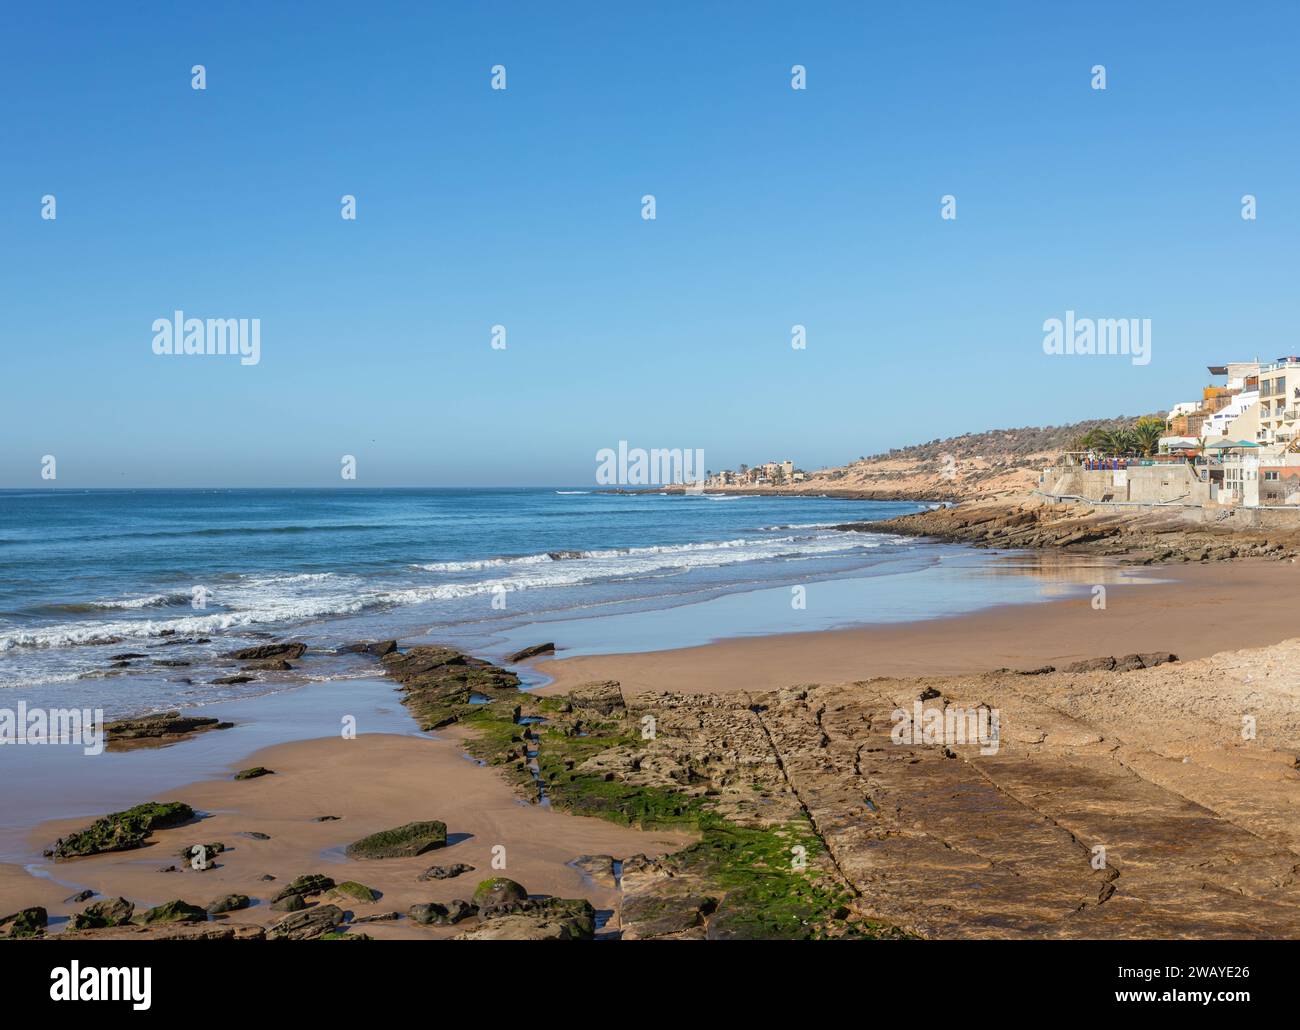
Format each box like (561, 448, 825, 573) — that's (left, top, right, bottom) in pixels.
(234, 766, 274, 780)
(408, 899, 475, 926)
(141, 899, 207, 924)
(72, 897, 135, 929)
(330, 881, 379, 903)
(471, 877, 529, 916)
(506, 642, 555, 663)
(0, 906, 48, 939)
(45, 801, 194, 859)
(268, 904, 344, 941)
(417, 862, 475, 881)
(352, 911, 402, 923)
(177, 842, 225, 864)
(345, 821, 447, 859)
(270, 895, 306, 913)
(206, 894, 250, 914)
(225, 642, 307, 662)
(340, 640, 397, 657)
(103, 712, 232, 750)
(270, 874, 335, 903)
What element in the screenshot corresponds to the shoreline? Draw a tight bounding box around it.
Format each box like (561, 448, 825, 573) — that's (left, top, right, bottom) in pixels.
(6, 515, 1300, 939)
(604, 486, 962, 502)
(532, 559, 1300, 696)
(1, 729, 694, 939)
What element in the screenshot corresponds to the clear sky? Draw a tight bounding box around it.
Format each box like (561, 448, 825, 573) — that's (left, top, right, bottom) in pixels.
(3, 1, 1298, 487)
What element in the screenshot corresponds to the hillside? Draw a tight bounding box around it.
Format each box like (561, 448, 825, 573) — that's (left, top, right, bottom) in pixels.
(699, 416, 1152, 502)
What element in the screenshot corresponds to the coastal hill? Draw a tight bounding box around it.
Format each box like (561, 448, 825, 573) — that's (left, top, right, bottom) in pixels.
(703, 416, 1143, 502)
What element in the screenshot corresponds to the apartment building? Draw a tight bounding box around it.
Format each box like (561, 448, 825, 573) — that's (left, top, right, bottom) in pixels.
(1046, 358, 1300, 509)
(1255, 357, 1300, 445)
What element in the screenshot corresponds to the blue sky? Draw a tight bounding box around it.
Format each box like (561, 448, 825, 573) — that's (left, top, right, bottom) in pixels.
(3, 1, 1299, 487)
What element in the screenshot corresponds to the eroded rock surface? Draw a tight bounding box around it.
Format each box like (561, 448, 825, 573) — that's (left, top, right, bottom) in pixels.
(103, 711, 233, 750)
(382, 646, 522, 729)
(846, 499, 1300, 563)
(594, 646, 1300, 939)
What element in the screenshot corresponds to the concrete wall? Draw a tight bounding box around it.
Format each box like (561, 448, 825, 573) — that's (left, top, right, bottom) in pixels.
(1040, 464, 1211, 505)
(1034, 465, 1206, 504)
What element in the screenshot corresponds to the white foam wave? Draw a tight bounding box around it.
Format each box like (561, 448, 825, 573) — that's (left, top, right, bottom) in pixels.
(86, 591, 191, 610)
(1, 533, 898, 653)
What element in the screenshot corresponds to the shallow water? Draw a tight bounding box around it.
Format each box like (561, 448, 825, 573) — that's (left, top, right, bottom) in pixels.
(0, 489, 1156, 717)
(1, 488, 930, 706)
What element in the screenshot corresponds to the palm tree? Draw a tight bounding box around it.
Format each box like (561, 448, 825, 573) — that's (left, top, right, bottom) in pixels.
(1132, 417, 1165, 457)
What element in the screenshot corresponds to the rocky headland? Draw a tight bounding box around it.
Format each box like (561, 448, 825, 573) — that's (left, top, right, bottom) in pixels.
(842, 497, 1300, 563)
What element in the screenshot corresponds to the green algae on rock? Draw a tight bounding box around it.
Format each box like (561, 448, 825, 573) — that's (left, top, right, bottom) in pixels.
(270, 874, 335, 903)
(45, 801, 195, 859)
(206, 894, 250, 914)
(71, 897, 135, 929)
(345, 820, 447, 859)
(331, 880, 379, 902)
(140, 899, 207, 924)
(0, 906, 48, 939)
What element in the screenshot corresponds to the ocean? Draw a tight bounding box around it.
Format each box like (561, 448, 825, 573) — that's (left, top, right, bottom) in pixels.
(0, 488, 1100, 716)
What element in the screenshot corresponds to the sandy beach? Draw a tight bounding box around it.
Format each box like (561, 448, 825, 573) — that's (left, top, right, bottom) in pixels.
(0, 729, 693, 938)
(535, 560, 1300, 695)
(4, 550, 1299, 940)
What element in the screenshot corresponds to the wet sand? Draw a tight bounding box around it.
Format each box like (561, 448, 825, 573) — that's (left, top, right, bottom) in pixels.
(534, 560, 1300, 695)
(1, 730, 693, 938)
(7, 557, 1298, 938)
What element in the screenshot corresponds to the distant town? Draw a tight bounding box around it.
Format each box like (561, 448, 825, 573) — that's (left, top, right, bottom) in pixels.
(1045, 357, 1300, 508)
(705, 460, 806, 487)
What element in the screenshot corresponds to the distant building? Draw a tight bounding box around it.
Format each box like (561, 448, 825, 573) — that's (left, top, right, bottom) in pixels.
(1043, 357, 1300, 508)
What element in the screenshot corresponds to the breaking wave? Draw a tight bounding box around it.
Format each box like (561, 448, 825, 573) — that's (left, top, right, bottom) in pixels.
(0, 531, 898, 653)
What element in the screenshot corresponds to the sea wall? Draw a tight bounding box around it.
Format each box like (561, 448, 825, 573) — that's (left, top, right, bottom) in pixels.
(1039, 465, 1211, 506)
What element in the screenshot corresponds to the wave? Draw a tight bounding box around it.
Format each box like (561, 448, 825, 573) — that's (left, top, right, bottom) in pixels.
(87, 591, 193, 611)
(0, 532, 904, 654)
(554, 490, 590, 495)
(413, 554, 556, 573)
